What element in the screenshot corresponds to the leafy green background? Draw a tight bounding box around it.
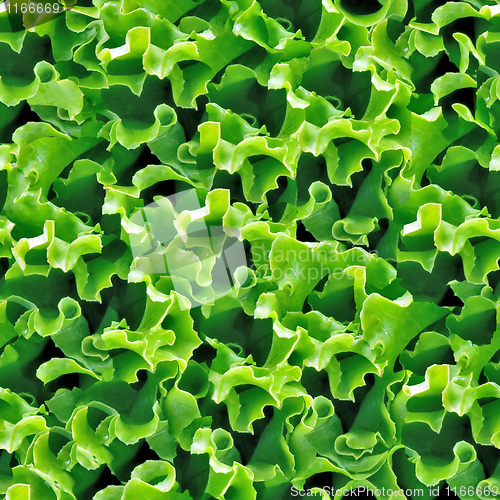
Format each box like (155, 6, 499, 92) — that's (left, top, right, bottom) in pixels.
(0, 0, 500, 498)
